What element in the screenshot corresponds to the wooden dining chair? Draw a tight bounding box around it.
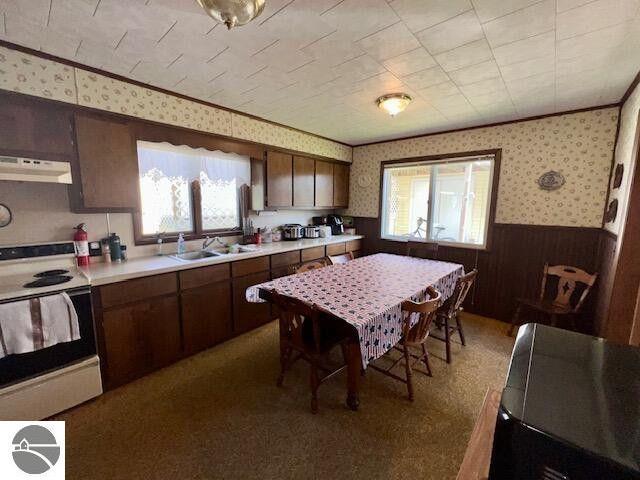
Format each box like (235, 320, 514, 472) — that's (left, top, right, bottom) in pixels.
(270, 290, 350, 413)
(509, 264, 598, 336)
(328, 251, 354, 265)
(433, 269, 478, 363)
(406, 240, 439, 260)
(370, 287, 442, 401)
(294, 258, 329, 273)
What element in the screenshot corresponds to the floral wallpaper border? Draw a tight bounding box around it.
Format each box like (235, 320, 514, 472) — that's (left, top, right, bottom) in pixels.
(346, 108, 619, 228)
(0, 45, 352, 162)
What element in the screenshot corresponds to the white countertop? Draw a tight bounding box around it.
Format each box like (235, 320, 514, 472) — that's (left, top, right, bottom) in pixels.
(81, 235, 364, 286)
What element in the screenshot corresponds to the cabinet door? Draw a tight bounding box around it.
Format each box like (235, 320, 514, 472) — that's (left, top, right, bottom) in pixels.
(266, 151, 292, 207)
(72, 112, 139, 212)
(101, 295, 181, 388)
(333, 163, 350, 207)
(315, 160, 334, 207)
(181, 281, 232, 355)
(0, 93, 74, 160)
(233, 271, 271, 334)
(293, 156, 315, 207)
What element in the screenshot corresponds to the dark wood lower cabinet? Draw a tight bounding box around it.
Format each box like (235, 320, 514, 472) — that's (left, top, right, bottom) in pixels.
(181, 281, 232, 355)
(233, 271, 271, 334)
(101, 295, 182, 388)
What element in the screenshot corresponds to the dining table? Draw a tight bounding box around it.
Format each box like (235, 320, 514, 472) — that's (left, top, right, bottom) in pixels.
(245, 252, 465, 410)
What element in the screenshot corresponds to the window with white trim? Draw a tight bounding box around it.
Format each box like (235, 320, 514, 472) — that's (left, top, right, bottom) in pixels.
(380, 154, 496, 248)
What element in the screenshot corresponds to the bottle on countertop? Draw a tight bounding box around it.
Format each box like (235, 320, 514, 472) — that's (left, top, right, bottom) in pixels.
(101, 238, 111, 263)
(108, 233, 122, 263)
(120, 244, 127, 261)
(177, 233, 186, 255)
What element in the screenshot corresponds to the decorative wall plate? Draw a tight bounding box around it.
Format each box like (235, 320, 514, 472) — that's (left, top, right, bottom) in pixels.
(537, 171, 565, 191)
(357, 174, 372, 188)
(613, 163, 624, 189)
(0, 204, 11, 228)
(605, 199, 618, 223)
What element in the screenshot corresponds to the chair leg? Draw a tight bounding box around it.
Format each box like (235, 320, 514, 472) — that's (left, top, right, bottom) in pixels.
(421, 344, 432, 377)
(403, 344, 414, 401)
(444, 315, 452, 364)
(310, 363, 319, 414)
(509, 303, 523, 336)
(455, 313, 466, 346)
(277, 345, 291, 387)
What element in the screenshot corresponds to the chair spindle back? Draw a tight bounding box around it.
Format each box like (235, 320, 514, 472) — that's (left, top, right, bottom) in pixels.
(440, 269, 478, 318)
(402, 286, 442, 345)
(270, 290, 322, 353)
(295, 258, 329, 273)
(540, 264, 597, 313)
(406, 240, 439, 260)
(328, 252, 354, 265)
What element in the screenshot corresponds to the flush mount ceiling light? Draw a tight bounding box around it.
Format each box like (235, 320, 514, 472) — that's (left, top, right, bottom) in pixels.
(196, 0, 266, 29)
(376, 93, 412, 117)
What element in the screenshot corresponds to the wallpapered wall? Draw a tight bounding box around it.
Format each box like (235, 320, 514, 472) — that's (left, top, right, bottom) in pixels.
(0, 45, 352, 162)
(605, 83, 640, 234)
(346, 108, 619, 228)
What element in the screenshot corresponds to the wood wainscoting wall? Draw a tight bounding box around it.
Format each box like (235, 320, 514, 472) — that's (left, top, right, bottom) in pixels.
(353, 218, 603, 330)
(593, 230, 618, 336)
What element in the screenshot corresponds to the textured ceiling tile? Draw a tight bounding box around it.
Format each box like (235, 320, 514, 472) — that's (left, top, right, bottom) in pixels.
(556, 0, 639, 40)
(459, 76, 506, 97)
(505, 71, 555, 96)
(302, 31, 366, 67)
(417, 81, 461, 100)
(389, 0, 472, 32)
(321, 0, 399, 41)
(416, 10, 484, 55)
(556, 22, 632, 60)
(382, 47, 437, 76)
(492, 30, 555, 66)
(357, 22, 421, 61)
(49, 0, 125, 48)
(95, 0, 174, 41)
(0, 12, 47, 51)
(448, 59, 501, 85)
(0, 0, 51, 26)
(429, 93, 476, 114)
(259, 6, 336, 50)
(332, 54, 386, 82)
(499, 56, 555, 81)
(402, 65, 450, 89)
(556, 0, 596, 12)
(483, 0, 555, 48)
(471, 0, 543, 22)
(434, 38, 493, 71)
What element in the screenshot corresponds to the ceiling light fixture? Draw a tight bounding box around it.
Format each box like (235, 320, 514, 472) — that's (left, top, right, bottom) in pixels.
(376, 93, 412, 117)
(196, 0, 266, 29)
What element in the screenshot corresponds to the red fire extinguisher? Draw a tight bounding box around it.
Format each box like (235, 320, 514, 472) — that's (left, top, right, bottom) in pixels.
(74, 223, 90, 267)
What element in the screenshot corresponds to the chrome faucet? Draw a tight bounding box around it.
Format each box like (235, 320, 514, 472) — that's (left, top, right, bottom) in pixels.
(202, 236, 226, 250)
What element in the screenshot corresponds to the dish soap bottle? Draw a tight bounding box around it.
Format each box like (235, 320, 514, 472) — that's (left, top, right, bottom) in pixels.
(177, 233, 186, 255)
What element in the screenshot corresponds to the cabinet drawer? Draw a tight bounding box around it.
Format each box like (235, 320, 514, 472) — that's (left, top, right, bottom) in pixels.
(232, 256, 270, 277)
(271, 250, 301, 268)
(346, 239, 362, 252)
(179, 263, 230, 290)
(271, 266, 293, 279)
(301, 246, 326, 262)
(326, 242, 346, 256)
(99, 273, 177, 309)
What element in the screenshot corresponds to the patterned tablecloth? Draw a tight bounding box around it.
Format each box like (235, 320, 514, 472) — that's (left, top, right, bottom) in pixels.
(245, 253, 464, 368)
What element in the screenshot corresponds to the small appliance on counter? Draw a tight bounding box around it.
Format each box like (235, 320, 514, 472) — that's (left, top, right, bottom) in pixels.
(326, 214, 344, 235)
(282, 224, 304, 241)
(490, 323, 640, 480)
(303, 226, 320, 238)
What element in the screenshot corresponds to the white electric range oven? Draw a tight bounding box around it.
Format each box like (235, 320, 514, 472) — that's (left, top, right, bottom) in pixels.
(0, 242, 102, 420)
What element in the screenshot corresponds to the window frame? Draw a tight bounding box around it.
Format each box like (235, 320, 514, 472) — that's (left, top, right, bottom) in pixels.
(378, 149, 501, 251)
(132, 142, 254, 246)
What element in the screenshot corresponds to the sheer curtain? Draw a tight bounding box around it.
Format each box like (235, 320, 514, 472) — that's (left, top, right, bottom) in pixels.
(138, 141, 250, 235)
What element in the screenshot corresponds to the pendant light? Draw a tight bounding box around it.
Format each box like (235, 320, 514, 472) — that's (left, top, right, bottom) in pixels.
(377, 93, 412, 116)
(196, 0, 266, 29)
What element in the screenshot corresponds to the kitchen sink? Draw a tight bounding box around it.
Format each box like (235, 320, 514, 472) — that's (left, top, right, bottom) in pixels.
(169, 250, 225, 261)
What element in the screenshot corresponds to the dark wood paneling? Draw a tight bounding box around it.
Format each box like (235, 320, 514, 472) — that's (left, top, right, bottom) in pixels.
(354, 217, 602, 330)
(333, 162, 350, 207)
(231, 257, 270, 277)
(266, 151, 293, 207)
(99, 273, 177, 309)
(0, 92, 75, 160)
(293, 155, 315, 207)
(179, 263, 230, 291)
(593, 230, 618, 337)
(315, 160, 334, 207)
(72, 112, 139, 211)
(181, 281, 232, 355)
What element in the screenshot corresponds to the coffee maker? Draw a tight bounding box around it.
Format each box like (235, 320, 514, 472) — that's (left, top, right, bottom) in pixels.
(326, 214, 344, 235)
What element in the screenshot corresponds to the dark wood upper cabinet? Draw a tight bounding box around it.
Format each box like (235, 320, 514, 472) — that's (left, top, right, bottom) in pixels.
(266, 150, 293, 207)
(70, 112, 139, 212)
(0, 93, 74, 160)
(315, 160, 334, 207)
(293, 155, 315, 207)
(333, 162, 350, 208)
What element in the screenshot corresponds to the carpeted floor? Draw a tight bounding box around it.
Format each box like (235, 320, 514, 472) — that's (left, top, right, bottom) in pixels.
(55, 313, 514, 480)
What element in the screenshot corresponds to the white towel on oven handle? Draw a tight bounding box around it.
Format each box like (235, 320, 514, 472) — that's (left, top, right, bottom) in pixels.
(0, 292, 80, 359)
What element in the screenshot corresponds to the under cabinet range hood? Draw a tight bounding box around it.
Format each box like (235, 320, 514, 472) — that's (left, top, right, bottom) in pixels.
(0, 156, 72, 184)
